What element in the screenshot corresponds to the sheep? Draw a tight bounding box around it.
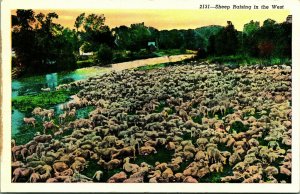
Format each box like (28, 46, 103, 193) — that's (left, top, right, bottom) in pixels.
(139, 146, 157, 155)
(183, 176, 198, 183)
(23, 117, 36, 127)
(12, 167, 33, 182)
(107, 171, 127, 183)
(59, 111, 67, 124)
(53, 162, 69, 173)
(41, 87, 51, 92)
(43, 120, 58, 134)
(93, 170, 104, 181)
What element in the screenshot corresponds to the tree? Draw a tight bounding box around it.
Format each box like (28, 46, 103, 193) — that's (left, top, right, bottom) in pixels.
(214, 21, 239, 55)
(258, 41, 274, 58)
(243, 20, 260, 36)
(207, 35, 216, 55)
(80, 14, 115, 51)
(12, 10, 77, 74)
(195, 25, 223, 50)
(12, 10, 36, 69)
(183, 29, 197, 50)
(113, 23, 155, 51)
(113, 25, 132, 50)
(83, 14, 105, 32)
(95, 44, 113, 65)
(158, 29, 184, 49)
(129, 23, 152, 51)
(74, 13, 85, 32)
(14, 9, 36, 30)
(242, 20, 260, 56)
(276, 22, 291, 57)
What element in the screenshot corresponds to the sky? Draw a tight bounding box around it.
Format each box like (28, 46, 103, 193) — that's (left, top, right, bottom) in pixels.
(12, 9, 290, 31)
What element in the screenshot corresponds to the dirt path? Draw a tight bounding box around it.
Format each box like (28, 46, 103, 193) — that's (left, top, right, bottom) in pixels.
(111, 54, 195, 71)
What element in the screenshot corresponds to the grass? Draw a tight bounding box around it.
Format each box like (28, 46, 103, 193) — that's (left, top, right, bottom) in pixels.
(229, 121, 249, 134)
(12, 117, 55, 145)
(13, 125, 43, 146)
(81, 147, 175, 182)
(192, 115, 203, 124)
(154, 49, 191, 57)
(199, 164, 234, 183)
(176, 159, 193, 173)
(12, 112, 76, 145)
(81, 159, 124, 182)
(76, 59, 94, 68)
(218, 142, 233, 152)
(243, 110, 262, 119)
(135, 63, 167, 71)
(12, 90, 78, 112)
(135, 58, 192, 71)
(135, 147, 174, 166)
(76, 106, 95, 119)
(154, 101, 168, 113)
(113, 49, 158, 63)
(207, 55, 291, 67)
(181, 132, 197, 144)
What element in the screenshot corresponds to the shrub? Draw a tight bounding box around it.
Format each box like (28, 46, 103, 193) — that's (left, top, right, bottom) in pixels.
(196, 48, 207, 59)
(95, 44, 113, 65)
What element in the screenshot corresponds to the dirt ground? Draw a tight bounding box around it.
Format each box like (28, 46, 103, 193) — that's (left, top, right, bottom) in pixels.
(111, 54, 195, 71)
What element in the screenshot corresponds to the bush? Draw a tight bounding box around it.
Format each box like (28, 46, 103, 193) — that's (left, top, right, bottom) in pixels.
(196, 48, 207, 59)
(95, 44, 113, 65)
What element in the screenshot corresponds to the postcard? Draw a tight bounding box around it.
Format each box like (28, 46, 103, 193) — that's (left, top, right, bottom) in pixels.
(1, 0, 300, 192)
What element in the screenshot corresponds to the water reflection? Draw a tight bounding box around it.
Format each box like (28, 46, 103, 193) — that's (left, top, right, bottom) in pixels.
(45, 73, 58, 89)
(12, 109, 25, 136)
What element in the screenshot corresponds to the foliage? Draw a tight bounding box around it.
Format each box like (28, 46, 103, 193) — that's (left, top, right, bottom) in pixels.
(194, 25, 223, 49)
(74, 13, 85, 32)
(113, 23, 154, 51)
(210, 21, 239, 56)
(95, 44, 113, 65)
(243, 20, 260, 36)
(241, 19, 291, 58)
(12, 10, 77, 75)
(79, 13, 115, 51)
(12, 90, 74, 112)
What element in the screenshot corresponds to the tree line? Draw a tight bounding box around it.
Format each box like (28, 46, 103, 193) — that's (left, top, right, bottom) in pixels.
(12, 9, 291, 76)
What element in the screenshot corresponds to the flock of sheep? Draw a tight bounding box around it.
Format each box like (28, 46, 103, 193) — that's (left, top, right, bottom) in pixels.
(12, 62, 292, 183)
